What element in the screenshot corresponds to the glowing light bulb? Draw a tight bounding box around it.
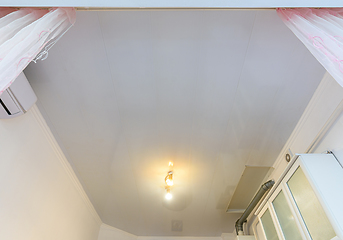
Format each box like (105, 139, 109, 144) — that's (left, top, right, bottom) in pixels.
(165, 189, 172, 200)
(165, 171, 173, 186)
(166, 178, 173, 186)
(169, 162, 173, 167)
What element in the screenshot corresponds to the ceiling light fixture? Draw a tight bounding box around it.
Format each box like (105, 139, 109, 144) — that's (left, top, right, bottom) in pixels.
(165, 162, 174, 200)
(165, 171, 174, 186)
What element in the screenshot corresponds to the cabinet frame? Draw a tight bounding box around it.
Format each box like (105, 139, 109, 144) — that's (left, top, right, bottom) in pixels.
(253, 153, 341, 240)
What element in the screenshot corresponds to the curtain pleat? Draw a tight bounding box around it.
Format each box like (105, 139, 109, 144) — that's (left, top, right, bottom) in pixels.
(277, 8, 343, 87)
(0, 7, 76, 95)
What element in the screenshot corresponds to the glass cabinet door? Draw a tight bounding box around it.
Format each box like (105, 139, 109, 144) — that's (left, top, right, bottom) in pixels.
(255, 221, 267, 240)
(287, 167, 336, 240)
(272, 190, 302, 240)
(260, 209, 279, 240)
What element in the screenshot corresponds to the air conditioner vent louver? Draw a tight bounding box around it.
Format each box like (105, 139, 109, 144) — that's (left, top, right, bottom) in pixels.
(0, 72, 37, 119)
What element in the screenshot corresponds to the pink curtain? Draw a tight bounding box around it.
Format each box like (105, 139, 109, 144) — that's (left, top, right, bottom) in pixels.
(0, 8, 76, 95)
(277, 8, 343, 87)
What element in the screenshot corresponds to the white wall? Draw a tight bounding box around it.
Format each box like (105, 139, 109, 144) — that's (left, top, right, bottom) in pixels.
(97, 224, 235, 240)
(313, 110, 343, 161)
(98, 224, 137, 240)
(138, 237, 222, 240)
(0, 105, 101, 240)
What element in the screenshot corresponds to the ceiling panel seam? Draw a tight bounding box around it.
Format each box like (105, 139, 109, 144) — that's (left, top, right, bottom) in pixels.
(221, 12, 257, 139)
(244, 20, 305, 166)
(200, 12, 257, 221)
(184, 10, 210, 221)
(96, 11, 147, 232)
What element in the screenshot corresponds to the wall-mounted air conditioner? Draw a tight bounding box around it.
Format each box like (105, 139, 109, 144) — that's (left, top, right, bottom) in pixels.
(0, 72, 37, 119)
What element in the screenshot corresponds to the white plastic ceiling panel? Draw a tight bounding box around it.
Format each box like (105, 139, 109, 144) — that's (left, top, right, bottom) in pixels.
(24, 9, 325, 236)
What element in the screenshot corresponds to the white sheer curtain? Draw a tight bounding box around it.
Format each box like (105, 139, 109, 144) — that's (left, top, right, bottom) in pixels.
(0, 8, 76, 95)
(277, 8, 343, 87)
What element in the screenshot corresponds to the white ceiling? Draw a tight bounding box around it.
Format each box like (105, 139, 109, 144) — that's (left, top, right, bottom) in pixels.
(24, 10, 325, 236)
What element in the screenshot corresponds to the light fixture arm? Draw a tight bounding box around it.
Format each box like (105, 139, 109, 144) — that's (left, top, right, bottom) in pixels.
(165, 171, 173, 180)
(164, 163, 174, 200)
(165, 171, 173, 186)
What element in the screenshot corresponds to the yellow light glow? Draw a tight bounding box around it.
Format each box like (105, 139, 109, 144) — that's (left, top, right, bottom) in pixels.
(165, 192, 172, 200)
(165, 171, 173, 186)
(166, 178, 173, 186)
(169, 162, 173, 167)
(165, 189, 172, 200)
